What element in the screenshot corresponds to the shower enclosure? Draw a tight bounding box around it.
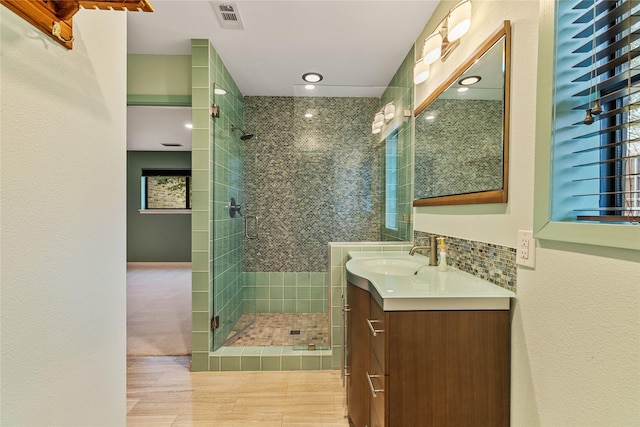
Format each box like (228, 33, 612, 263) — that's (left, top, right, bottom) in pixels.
(208, 82, 412, 360)
(189, 39, 413, 371)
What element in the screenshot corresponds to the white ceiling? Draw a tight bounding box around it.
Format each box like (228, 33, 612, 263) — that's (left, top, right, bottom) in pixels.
(126, 0, 441, 151)
(127, 106, 193, 151)
(127, 0, 440, 96)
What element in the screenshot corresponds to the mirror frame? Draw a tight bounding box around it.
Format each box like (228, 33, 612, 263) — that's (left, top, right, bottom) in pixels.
(413, 20, 511, 207)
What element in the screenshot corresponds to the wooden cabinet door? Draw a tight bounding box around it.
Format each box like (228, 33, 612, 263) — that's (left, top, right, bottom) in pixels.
(387, 310, 510, 427)
(347, 283, 371, 427)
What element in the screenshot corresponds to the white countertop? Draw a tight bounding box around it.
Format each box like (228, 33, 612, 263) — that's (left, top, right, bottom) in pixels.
(346, 252, 515, 311)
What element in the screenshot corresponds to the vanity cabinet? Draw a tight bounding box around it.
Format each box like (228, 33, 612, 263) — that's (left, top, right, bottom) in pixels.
(346, 281, 511, 427)
(346, 283, 371, 427)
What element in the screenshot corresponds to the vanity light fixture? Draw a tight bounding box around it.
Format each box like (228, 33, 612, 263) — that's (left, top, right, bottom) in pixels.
(447, 0, 472, 42)
(373, 111, 385, 128)
(384, 102, 396, 121)
(458, 75, 481, 86)
(371, 102, 397, 134)
(414, 0, 472, 84)
(413, 58, 430, 84)
(422, 32, 443, 64)
(302, 72, 323, 83)
(214, 88, 227, 95)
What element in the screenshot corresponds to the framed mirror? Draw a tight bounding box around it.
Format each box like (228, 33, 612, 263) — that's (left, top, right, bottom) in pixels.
(413, 21, 511, 207)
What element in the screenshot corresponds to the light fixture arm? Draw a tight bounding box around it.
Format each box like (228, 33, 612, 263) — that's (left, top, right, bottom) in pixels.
(437, 17, 461, 62)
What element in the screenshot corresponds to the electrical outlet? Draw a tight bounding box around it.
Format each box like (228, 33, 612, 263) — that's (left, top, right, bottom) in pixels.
(516, 230, 536, 268)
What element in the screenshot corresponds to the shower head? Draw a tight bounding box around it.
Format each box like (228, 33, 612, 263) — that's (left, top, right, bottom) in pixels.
(231, 124, 254, 141)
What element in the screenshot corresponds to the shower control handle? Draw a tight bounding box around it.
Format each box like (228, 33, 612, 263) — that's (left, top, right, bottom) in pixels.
(228, 197, 242, 218)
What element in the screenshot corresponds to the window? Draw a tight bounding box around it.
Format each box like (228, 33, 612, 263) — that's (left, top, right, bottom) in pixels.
(551, 0, 639, 223)
(385, 129, 399, 230)
(534, 0, 640, 250)
(141, 169, 191, 210)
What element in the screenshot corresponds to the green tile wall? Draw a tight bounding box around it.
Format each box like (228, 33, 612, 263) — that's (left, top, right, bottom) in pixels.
(209, 346, 334, 372)
(190, 39, 246, 370)
(243, 272, 327, 313)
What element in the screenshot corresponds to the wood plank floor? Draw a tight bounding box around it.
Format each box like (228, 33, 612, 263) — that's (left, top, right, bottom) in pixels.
(127, 356, 349, 427)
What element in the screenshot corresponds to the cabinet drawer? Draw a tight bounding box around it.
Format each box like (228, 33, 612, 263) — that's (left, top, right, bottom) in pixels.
(369, 346, 386, 427)
(369, 297, 386, 370)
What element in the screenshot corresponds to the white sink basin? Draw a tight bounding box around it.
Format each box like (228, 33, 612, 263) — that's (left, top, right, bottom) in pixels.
(357, 258, 425, 276)
(345, 252, 515, 311)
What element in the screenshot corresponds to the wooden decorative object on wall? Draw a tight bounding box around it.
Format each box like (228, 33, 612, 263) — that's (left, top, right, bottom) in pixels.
(0, 0, 153, 49)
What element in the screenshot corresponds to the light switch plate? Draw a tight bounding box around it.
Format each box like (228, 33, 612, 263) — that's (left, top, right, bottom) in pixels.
(516, 230, 536, 268)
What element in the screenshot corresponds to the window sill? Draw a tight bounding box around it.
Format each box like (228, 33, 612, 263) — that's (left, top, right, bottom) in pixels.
(138, 209, 192, 215)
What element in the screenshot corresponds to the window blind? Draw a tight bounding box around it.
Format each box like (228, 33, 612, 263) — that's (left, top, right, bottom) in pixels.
(553, 0, 640, 223)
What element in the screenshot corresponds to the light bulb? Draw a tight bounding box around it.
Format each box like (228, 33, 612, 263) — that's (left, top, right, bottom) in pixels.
(447, 0, 472, 42)
(384, 103, 395, 121)
(374, 111, 385, 128)
(413, 59, 430, 84)
(423, 32, 442, 64)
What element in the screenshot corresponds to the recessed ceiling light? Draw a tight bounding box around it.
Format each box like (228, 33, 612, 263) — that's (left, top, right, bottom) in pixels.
(302, 72, 323, 83)
(458, 75, 481, 86)
(214, 88, 227, 95)
(305, 84, 315, 90)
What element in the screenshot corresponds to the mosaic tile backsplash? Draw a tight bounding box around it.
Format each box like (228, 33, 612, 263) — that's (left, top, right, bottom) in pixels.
(243, 96, 385, 272)
(414, 231, 517, 291)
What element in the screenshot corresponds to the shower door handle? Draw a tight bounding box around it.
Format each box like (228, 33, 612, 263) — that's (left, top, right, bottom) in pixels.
(244, 215, 258, 239)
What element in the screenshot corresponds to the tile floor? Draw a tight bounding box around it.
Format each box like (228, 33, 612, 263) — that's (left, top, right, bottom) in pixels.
(225, 312, 330, 348)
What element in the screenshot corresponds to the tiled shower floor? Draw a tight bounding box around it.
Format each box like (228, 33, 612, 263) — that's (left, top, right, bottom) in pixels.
(225, 312, 330, 347)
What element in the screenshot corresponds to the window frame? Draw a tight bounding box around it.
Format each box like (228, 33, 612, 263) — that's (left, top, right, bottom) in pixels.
(140, 168, 192, 213)
(385, 128, 399, 231)
(533, 0, 640, 250)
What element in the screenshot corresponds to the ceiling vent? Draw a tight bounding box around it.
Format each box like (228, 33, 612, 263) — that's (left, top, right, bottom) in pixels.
(213, 2, 244, 30)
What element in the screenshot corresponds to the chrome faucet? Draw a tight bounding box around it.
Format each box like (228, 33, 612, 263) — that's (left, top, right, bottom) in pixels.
(409, 235, 438, 266)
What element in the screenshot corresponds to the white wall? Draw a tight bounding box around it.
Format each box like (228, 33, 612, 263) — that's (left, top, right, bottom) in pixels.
(1, 8, 127, 426)
(413, 1, 640, 425)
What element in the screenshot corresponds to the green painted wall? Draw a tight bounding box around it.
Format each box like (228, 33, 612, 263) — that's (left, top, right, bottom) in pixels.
(127, 54, 192, 105)
(127, 151, 192, 262)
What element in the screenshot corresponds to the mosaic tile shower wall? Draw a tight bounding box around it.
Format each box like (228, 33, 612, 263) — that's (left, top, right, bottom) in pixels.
(414, 99, 503, 199)
(414, 231, 517, 291)
(243, 96, 384, 273)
